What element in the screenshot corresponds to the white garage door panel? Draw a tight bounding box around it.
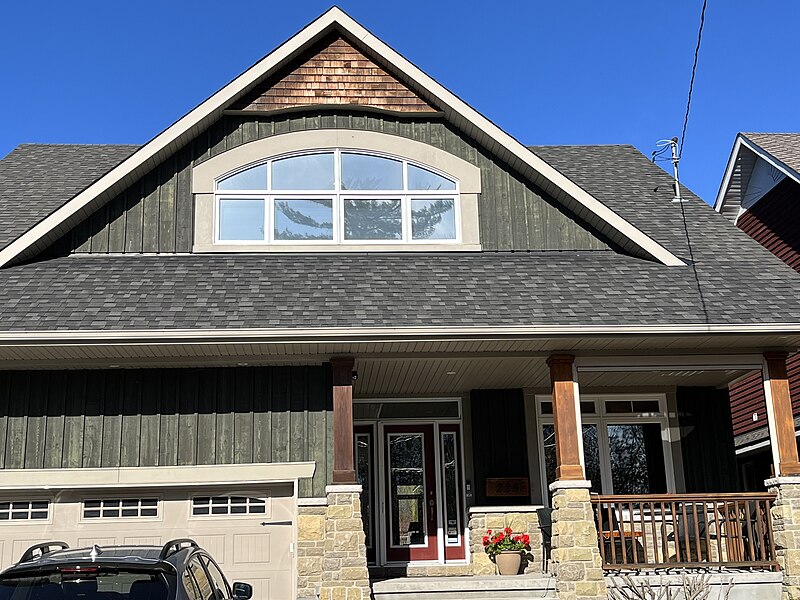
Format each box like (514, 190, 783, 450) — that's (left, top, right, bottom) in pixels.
(0, 484, 295, 600)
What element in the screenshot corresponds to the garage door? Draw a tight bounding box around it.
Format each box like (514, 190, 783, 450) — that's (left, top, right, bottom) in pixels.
(0, 484, 294, 600)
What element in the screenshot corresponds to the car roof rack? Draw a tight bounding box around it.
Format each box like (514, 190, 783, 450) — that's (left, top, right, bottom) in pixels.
(159, 539, 198, 560)
(19, 542, 70, 563)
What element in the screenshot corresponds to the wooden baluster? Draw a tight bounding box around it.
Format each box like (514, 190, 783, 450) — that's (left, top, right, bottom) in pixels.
(766, 498, 778, 569)
(691, 501, 702, 562)
(607, 502, 617, 565)
(596, 500, 606, 567)
(681, 501, 691, 564)
(702, 501, 713, 564)
(671, 501, 681, 563)
(619, 502, 628, 565)
(714, 500, 724, 563)
(745, 500, 756, 562)
(629, 502, 638, 566)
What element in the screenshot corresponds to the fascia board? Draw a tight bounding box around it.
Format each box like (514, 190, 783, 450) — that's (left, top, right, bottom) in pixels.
(0, 8, 684, 267)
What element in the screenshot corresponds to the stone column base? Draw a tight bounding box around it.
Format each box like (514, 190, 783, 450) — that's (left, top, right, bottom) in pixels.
(766, 477, 800, 600)
(550, 480, 607, 600)
(318, 485, 372, 600)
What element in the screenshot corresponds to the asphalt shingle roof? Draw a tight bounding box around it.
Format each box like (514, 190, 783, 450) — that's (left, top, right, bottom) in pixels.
(0, 143, 799, 332)
(0, 144, 140, 251)
(741, 133, 800, 175)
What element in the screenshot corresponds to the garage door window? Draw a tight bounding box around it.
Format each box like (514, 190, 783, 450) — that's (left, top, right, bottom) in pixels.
(192, 496, 267, 516)
(82, 498, 159, 519)
(0, 500, 49, 521)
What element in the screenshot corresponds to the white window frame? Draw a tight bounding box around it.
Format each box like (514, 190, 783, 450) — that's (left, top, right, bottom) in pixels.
(188, 494, 272, 520)
(536, 393, 676, 499)
(213, 149, 462, 246)
(80, 497, 161, 522)
(0, 499, 52, 524)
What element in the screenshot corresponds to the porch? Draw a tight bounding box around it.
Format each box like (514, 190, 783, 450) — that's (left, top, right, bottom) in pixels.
(327, 349, 800, 599)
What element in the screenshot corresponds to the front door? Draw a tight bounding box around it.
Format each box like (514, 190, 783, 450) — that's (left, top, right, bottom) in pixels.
(384, 424, 438, 561)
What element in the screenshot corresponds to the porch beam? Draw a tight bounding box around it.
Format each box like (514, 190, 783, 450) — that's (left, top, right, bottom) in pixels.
(576, 353, 764, 371)
(331, 357, 357, 484)
(763, 352, 800, 476)
(547, 354, 585, 480)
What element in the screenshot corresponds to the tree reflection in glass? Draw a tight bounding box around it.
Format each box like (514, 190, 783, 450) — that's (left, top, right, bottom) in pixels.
(389, 434, 425, 546)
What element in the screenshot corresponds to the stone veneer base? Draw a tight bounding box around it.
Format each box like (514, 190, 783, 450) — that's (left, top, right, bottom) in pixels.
(767, 478, 800, 600)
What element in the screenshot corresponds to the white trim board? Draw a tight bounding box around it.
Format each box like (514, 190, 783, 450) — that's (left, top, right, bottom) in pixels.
(0, 8, 683, 268)
(714, 133, 800, 215)
(0, 462, 316, 490)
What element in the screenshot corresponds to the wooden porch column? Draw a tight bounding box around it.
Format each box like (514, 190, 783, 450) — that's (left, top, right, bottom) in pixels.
(547, 354, 585, 481)
(763, 352, 800, 476)
(331, 357, 357, 484)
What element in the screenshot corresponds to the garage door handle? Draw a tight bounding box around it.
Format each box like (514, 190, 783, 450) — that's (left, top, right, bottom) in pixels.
(260, 520, 292, 526)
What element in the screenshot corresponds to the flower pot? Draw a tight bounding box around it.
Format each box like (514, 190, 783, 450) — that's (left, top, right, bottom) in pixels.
(495, 550, 522, 576)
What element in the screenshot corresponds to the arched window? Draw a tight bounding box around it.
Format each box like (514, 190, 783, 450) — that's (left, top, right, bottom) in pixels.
(214, 150, 459, 244)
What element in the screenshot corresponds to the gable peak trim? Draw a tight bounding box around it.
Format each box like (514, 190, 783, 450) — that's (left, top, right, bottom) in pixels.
(0, 6, 683, 267)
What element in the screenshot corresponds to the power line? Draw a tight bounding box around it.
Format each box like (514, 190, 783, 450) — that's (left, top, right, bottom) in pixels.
(679, 0, 708, 157)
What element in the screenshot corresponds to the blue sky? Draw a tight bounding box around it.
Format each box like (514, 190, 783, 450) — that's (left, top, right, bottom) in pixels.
(1, 0, 798, 204)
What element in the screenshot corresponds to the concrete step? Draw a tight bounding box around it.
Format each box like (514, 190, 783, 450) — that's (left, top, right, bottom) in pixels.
(371, 574, 557, 600)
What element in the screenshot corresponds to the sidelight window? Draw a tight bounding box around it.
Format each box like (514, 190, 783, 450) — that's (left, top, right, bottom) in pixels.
(215, 150, 460, 244)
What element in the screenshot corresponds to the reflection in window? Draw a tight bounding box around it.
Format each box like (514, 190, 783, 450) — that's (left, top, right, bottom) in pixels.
(441, 432, 460, 544)
(408, 164, 457, 191)
(344, 199, 402, 240)
(274, 199, 333, 241)
(389, 434, 426, 546)
(411, 198, 456, 240)
(542, 424, 602, 495)
(218, 199, 265, 241)
(214, 150, 459, 244)
(272, 153, 335, 190)
(607, 424, 667, 494)
(217, 165, 267, 190)
(356, 433, 373, 550)
(341, 153, 403, 190)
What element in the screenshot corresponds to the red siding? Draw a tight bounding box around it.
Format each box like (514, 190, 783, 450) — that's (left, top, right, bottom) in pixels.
(730, 354, 800, 437)
(737, 178, 800, 272)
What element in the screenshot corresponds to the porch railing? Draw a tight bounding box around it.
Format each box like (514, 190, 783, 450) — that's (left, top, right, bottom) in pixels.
(590, 493, 779, 571)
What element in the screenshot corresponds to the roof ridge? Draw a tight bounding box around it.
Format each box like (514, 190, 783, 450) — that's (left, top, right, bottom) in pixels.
(16, 143, 142, 148)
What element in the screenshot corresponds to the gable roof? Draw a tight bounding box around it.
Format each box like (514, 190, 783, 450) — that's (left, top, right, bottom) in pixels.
(715, 132, 800, 220)
(0, 144, 138, 251)
(1, 144, 798, 337)
(0, 7, 684, 268)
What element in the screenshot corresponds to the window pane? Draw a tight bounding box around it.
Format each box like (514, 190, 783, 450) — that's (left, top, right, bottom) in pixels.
(272, 153, 335, 190)
(341, 153, 402, 190)
(407, 164, 456, 190)
(344, 199, 402, 240)
(217, 165, 267, 190)
(388, 434, 426, 546)
(274, 199, 333, 241)
(411, 199, 456, 240)
(218, 199, 265, 241)
(608, 423, 667, 494)
(543, 424, 602, 495)
(356, 433, 373, 549)
(441, 433, 460, 544)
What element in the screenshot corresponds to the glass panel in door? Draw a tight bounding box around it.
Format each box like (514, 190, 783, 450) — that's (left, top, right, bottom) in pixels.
(355, 426, 375, 564)
(440, 425, 466, 561)
(384, 424, 438, 561)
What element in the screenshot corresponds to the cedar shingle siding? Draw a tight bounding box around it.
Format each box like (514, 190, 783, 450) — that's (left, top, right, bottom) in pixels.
(232, 36, 436, 113)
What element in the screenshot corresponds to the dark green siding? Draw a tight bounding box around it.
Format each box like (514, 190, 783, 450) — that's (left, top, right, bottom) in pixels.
(0, 366, 332, 497)
(55, 111, 613, 255)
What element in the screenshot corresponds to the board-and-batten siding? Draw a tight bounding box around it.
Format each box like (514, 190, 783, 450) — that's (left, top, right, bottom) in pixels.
(53, 112, 613, 255)
(0, 366, 332, 497)
(729, 354, 800, 438)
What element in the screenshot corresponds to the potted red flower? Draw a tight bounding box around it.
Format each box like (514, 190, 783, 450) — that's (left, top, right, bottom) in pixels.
(482, 527, 531, 575)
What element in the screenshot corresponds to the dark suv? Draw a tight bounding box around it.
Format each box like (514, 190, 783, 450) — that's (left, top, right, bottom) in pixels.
(0, 540, 253, 600)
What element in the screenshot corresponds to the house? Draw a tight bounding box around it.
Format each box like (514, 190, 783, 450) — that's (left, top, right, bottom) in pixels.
(715, 133, 800, 489)
(2, 8, 800, 600)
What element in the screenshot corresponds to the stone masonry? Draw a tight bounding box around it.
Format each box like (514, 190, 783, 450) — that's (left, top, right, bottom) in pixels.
(468, 507, 544, 576)
(297, 500, 327, 600)
(550, 481, 607, 600)
(767, 477, 800, 600)
(318, 485, 372, 600)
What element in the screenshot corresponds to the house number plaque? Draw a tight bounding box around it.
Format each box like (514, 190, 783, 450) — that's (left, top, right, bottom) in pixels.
(485, 477, 529, 497)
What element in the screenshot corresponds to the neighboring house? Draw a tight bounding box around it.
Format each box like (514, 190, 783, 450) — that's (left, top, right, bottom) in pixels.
(715, 133, 800, 489)
(2, 9, 800, 600)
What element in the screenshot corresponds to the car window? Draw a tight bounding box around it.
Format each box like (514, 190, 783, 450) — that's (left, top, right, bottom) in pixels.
(201, 558, 230, 600)
(187, 559, 215, 600)
(182, 569, 203, 600)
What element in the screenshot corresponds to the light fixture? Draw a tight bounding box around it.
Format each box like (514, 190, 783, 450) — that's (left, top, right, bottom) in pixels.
(446, 371, 457, 375)
(351, 370, 358, 381)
